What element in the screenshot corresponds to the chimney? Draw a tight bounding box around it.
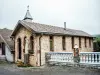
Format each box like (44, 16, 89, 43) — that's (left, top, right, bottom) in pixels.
(64, 22, 66, 30)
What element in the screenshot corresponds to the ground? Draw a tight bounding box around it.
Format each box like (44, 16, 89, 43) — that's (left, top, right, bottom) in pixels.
(0, 63, 100, 75)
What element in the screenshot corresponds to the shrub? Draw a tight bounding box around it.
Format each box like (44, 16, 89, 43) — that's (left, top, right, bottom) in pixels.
(16, 60, 32, 67)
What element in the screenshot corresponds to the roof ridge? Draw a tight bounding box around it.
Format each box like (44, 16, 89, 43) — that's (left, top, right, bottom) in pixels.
(18, 20, 92, 37)
(22, 20, 84, 32)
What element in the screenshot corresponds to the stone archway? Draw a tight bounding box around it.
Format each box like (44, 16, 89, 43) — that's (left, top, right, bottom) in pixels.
(17, 38, 22, 59)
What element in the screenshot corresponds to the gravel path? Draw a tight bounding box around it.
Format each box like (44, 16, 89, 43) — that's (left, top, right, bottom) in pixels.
(0, 63, 100, 75)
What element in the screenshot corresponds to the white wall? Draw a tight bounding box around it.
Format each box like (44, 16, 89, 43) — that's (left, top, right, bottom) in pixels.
(5, 45, 13, 62)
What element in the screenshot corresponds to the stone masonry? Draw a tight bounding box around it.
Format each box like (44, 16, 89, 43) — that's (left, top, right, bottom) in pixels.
(14, 26, 93, 66)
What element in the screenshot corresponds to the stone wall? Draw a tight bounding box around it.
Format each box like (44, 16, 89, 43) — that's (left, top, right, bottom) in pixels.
(14, 26, 93, 66)
(80, 37, 93, 52)
(74, 37, 79, 48)
(53, 36, 62, 52)
(41, 35, 50, 65)
(65, 36, 72, 52)
(14, 26, 38, 66)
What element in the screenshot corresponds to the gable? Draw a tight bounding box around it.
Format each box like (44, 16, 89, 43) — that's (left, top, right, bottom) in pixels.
(11, 21, 33, 37)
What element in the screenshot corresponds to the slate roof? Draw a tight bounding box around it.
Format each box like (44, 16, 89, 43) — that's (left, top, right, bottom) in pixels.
(16, 20, 92, 37)
(0, 28, 14, 51)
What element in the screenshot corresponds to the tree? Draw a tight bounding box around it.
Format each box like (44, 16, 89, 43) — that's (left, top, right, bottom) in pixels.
(93, 36, 100, 52)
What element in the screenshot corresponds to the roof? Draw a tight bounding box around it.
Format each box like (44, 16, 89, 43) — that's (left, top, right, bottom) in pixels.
(11, 20, 93, 37)
(0, 28, 14, 51)
(0, 38, 3, 42)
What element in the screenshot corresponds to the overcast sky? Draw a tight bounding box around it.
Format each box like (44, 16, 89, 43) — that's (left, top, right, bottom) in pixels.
(0, 0, 100, 35)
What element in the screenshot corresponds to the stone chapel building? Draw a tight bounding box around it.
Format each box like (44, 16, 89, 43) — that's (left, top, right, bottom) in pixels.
(11, 8, 93, 66)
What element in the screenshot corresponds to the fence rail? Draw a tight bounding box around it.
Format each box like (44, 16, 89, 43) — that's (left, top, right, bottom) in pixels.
(80, 52, 100, 64)
(46, 52, 100, 65)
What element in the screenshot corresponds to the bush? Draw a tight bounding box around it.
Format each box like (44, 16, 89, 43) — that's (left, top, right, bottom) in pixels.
(16, 60, 32, 67)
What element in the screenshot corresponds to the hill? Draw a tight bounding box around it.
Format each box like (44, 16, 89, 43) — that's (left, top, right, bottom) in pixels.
(93, 34, 100, 41)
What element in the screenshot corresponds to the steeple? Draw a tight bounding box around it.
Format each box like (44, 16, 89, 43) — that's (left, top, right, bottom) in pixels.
(23, 5, 33, 22)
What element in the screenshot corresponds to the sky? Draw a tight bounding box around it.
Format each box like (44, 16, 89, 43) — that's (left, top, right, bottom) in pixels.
(0, 0, 100, 35)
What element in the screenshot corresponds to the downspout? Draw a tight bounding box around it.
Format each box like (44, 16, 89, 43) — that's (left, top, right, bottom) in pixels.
(39, 34, 42, 66)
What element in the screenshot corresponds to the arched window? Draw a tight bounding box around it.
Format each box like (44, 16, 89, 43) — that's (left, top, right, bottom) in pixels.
(29, 36, 34, 54)
(23, 37, 27, 53)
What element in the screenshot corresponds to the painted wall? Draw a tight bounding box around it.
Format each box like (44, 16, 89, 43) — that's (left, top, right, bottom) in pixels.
(5, 45, 13, 62)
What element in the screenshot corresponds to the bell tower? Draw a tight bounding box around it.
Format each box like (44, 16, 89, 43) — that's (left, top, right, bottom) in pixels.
(23, 6, 33, 22)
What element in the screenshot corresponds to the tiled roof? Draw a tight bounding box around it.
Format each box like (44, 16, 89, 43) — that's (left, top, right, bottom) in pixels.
(0, 28, 14, 51)
(20, 20, 92, 37)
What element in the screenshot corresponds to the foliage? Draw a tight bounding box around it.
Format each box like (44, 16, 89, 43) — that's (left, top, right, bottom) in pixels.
(95, 37, 100, 42)
(16, 60, 32, 67)
(93, 34, 100, 52)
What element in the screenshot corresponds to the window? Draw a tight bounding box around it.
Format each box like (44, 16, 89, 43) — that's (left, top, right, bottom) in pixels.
(72, 37, 74, 49)
(17, 38, 21, 59)
(23, 37, 27, 53)
(79, 37, 81, 48)
(89, 38, 91, 47)
(50, 36, 53, 51)
(30, 36, 33, 50)
(29, 36, 34, 54)
(62, 36, 66, 50)
(85, 37, 87, 47)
